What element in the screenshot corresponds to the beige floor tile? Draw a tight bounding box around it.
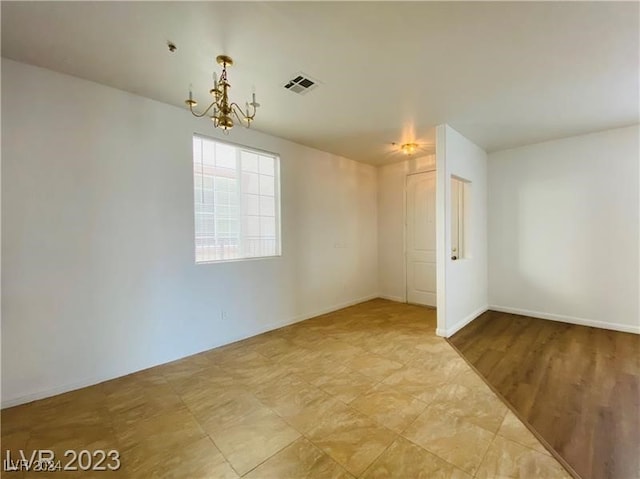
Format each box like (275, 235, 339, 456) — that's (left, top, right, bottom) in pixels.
(195, 392, 265, 432)
(362, 437, 472, 479)
(254, 374, 321, 409)
(272, 347, 324, 373)
(255, 375, 349, 433)
(291, 360, 345, 384)
(287, 332, 337, 350)
(226, 356, 291, 389)
(345, 353, 403, 381)
(308, 365, 380, 403)
(350, 383, 428, 433)
(414, 338, 459, 355)
(475, 435, 572, 479)
(24, 424, 122, 478)
(364, 339, 421, 364)
(166, 363, 237, 393)
(218, 349, 271, 370)
(25, 386, 109, 433)
(409, 350, 469, 380)
(101, 368, 168, 395)
(287, 397, 353, 436)
(497, 411, 550, 455)
(214, 421, 300, 475)
(381, 365, 450, 403)
(316, 339, 367, 363)
(103, 370, 184, 423)
(160, 352, 215, 381)
(427, 383, 508, 433)
(307, 406, 396, 476)
(251, 336, 300, 359)
(1, 430, 30, 455)
(114, 405, 205, 453)
(204, 399, 301, 475)
(454, 366, 493, 391)
(402, 406, 494, 475)
(213, 349, 272, 371)
(330, 329, 371, 345)
(356, 332, 397, 352)
(123, 436, 238, 479)
(244, 437, 354, 479)
(177, 372, 250, 421)
(200, 342, 256, 365)
(23, 385, 119, 457)
(2, 403, 35, 436)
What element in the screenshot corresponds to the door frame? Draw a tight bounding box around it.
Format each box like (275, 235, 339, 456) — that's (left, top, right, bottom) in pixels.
(404, 168, 437, 305)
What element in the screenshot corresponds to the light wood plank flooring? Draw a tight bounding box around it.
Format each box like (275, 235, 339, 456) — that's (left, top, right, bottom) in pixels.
(2, 300, 570, 478)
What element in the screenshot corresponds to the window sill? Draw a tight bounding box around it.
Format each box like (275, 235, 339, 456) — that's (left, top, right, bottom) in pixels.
(195, 254, 282, 265)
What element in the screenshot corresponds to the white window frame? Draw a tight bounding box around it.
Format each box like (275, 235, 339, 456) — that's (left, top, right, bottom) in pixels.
(193, 134, 282, 264)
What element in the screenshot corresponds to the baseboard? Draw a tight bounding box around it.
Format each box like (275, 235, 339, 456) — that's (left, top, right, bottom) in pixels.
(489, 305, 640, 335)
(439, 305, 489, 338)
(1, 293, 379, 409)
(290, 294, 380, 323)
(377, 294, 405, 303)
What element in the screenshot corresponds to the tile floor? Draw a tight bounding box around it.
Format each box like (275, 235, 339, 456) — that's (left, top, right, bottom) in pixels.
(2, 299, 572, 478)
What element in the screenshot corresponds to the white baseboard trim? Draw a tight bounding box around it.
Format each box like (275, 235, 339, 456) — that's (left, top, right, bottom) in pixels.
(438, 305, 489, 338)
(1, 375, 120, 411)
(489, 305, 640, 334)
(2, 293, 379, 409)
(377, 294, 405, 303)
(290, 294, 380, 323)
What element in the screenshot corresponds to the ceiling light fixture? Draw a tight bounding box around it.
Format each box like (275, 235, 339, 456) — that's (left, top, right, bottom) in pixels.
(185, 55, 259, 133)
(400, 143, 419, 155)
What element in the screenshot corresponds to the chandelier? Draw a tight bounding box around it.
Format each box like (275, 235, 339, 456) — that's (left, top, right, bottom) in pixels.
(391, 142, 419, 155)
(185, 55, 259, 132)
(400, 143, 419, 155)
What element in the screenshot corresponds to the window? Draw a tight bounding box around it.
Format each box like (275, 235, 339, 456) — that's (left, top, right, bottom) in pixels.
(193, 135, 281, 263)
(451, 176, 470, 260)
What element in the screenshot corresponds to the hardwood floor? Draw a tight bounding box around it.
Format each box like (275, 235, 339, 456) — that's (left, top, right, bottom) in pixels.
(449, 310, 640, 479)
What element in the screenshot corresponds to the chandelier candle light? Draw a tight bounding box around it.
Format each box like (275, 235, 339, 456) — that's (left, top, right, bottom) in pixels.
(185, 55, 259, 133)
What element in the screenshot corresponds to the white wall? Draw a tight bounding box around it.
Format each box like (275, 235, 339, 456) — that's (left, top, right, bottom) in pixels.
(1, 59, 379, 407)
(488, 126, 640, 333)
(377, 155, 436, 302)
(436, 125, 489, 337)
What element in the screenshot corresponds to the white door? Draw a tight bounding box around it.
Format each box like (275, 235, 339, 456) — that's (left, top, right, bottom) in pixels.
(406, 171, 437, 306)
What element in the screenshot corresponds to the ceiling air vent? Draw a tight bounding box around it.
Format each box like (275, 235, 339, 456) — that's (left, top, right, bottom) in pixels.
(283, 73, 319, 95)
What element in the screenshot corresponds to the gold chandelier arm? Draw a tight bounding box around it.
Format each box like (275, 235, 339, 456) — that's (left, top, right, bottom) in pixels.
(230, 106, 250, 127)
(188, 101, 217, 118)
(230, 102, 256, 121)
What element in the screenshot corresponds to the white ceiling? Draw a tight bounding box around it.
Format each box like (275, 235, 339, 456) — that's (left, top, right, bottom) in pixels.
(2, 1, 638, 165)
